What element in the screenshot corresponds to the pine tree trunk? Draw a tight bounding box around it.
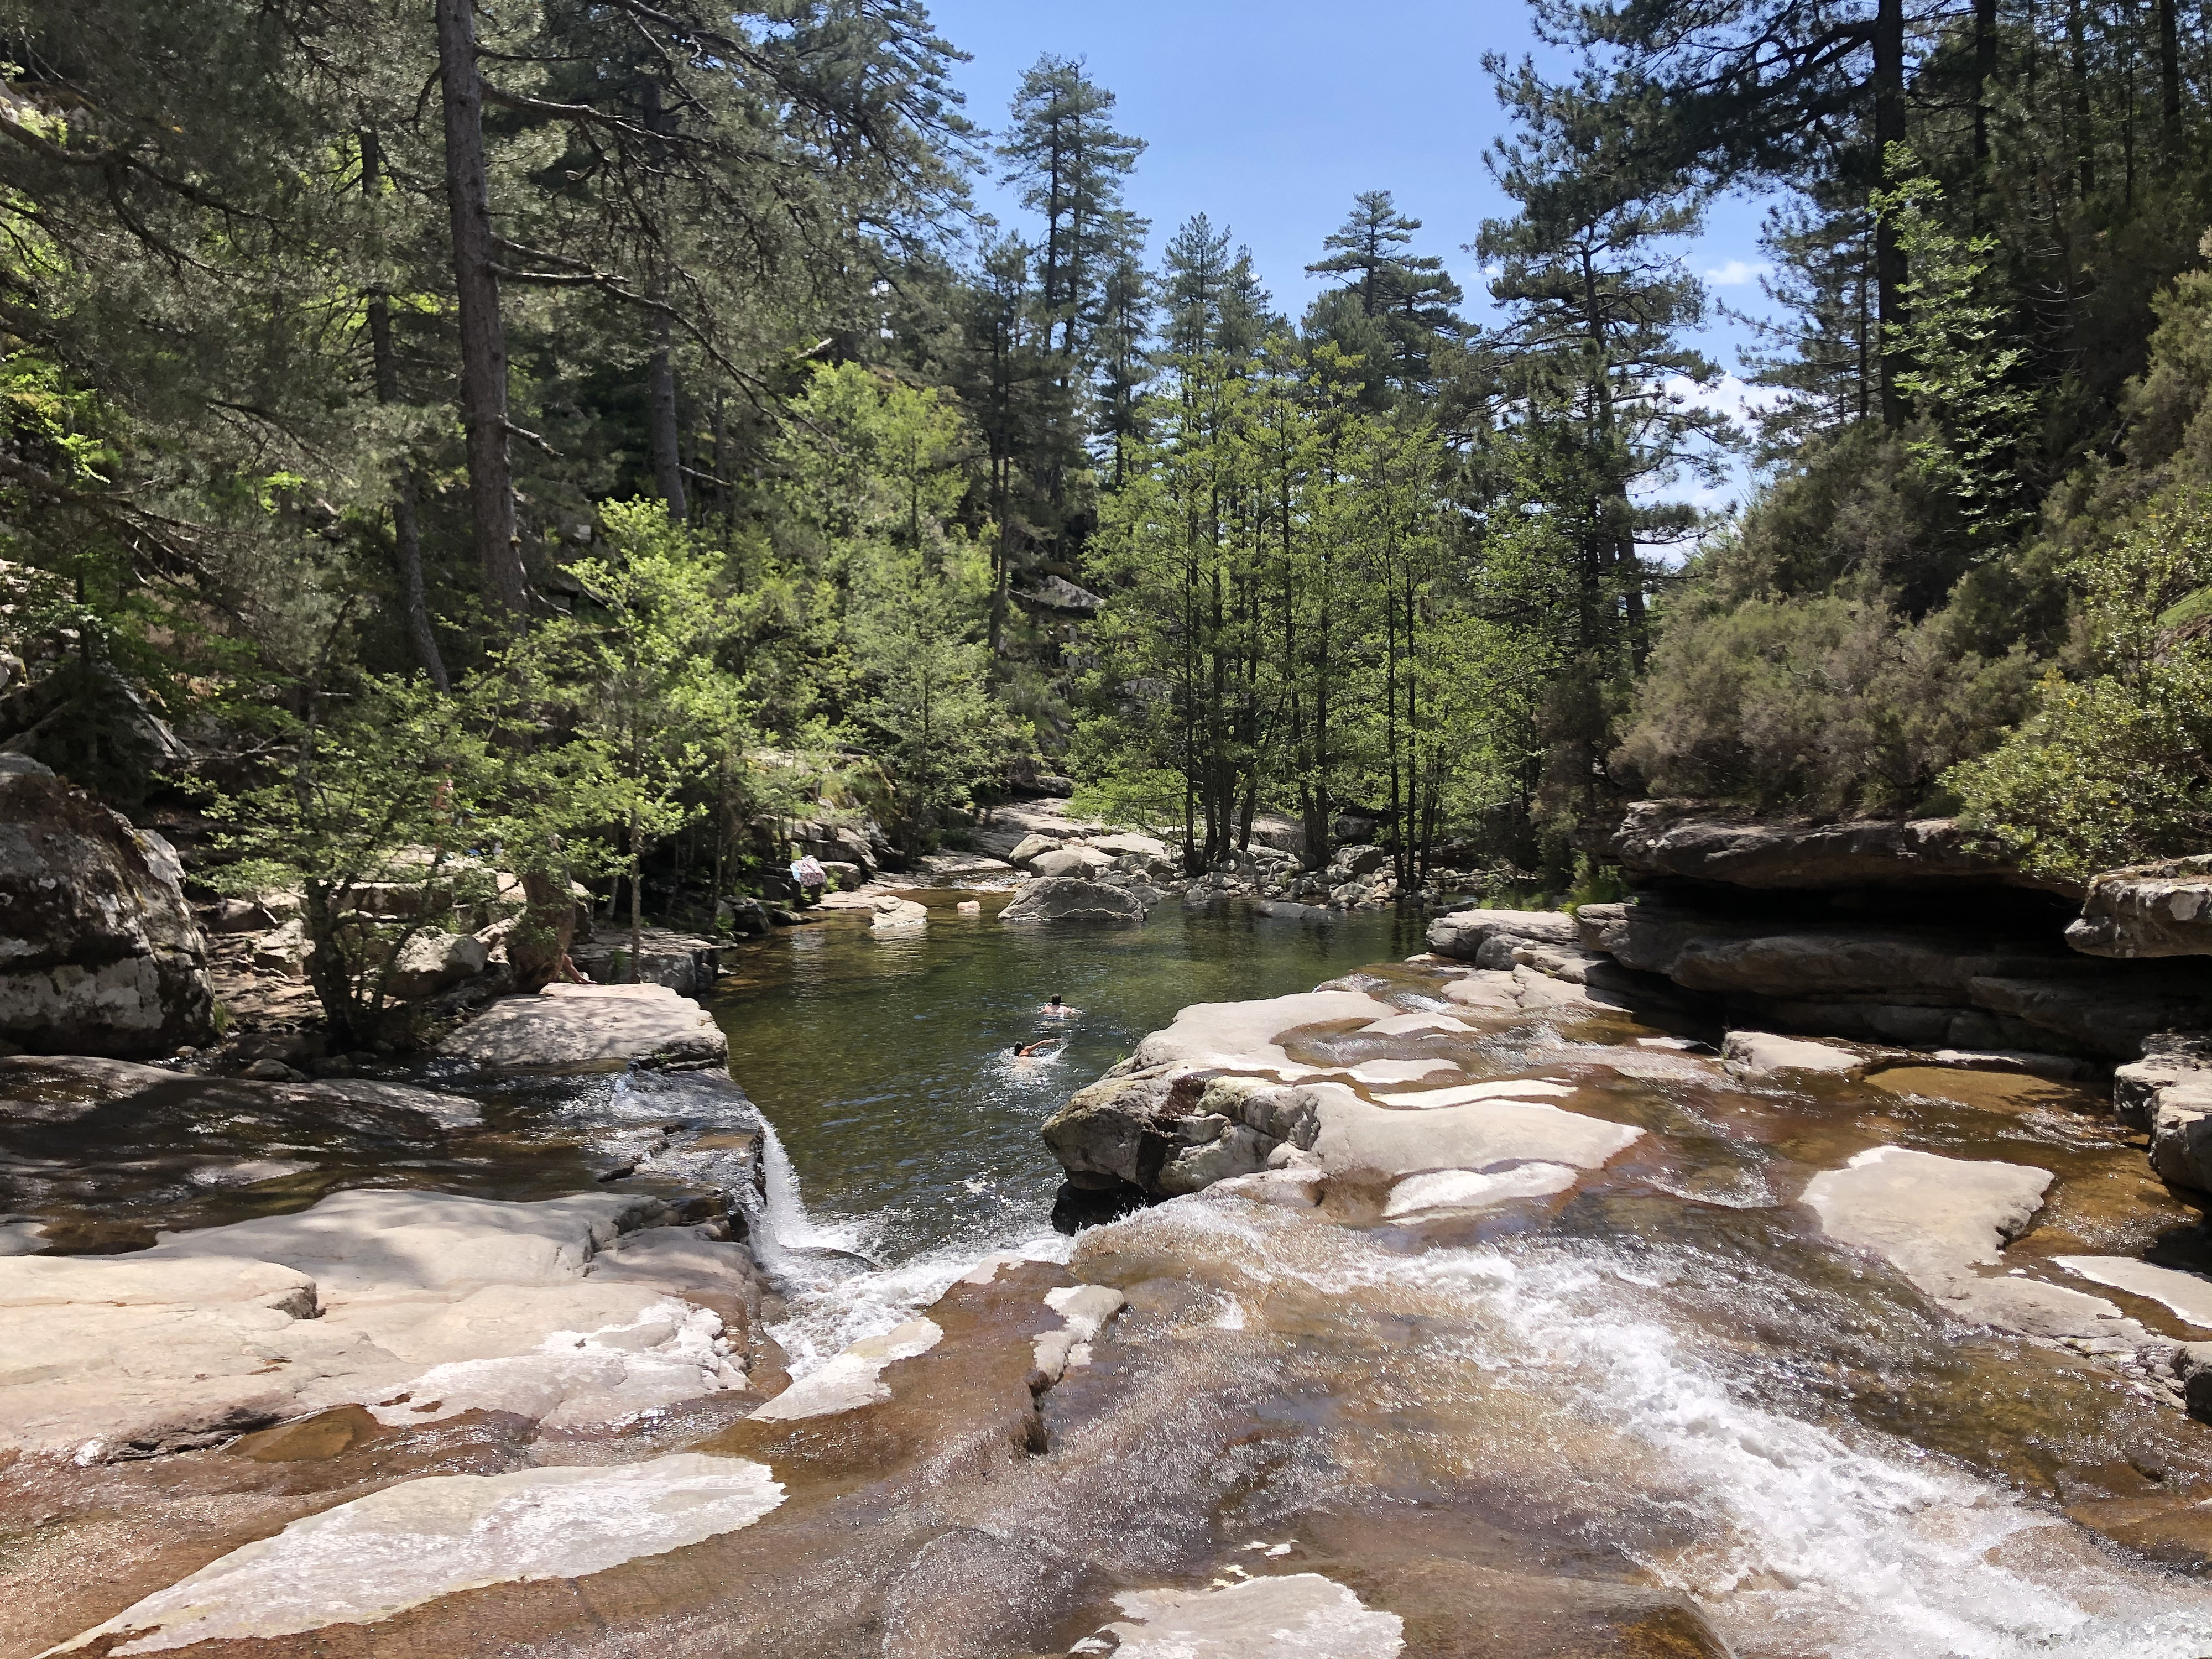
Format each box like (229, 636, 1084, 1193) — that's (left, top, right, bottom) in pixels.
(361, 129, 449, 692)
(1872, 0, 1908, 427)
(435, 0, 530, 621)
(2158, 0, 2182, 153)
(1973, 0, 1997, 165)
(647, 320, 687, 520)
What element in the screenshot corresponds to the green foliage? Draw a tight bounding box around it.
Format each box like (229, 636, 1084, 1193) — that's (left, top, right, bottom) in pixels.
(206, 672, 604, 1046)
(1872, 152, 2038, 555)
(1950, 492, 2212, 878)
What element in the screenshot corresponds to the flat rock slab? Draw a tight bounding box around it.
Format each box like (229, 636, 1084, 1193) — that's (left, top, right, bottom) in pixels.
(1802, 1146, 2051, 1282)
(1312, 1086, 1643, 1179)
(435, 982, 728, 1072)
(1093, 1573, 1405, 1658)
(2056, 1256, 2212, 1328)
(1799, 1149, 2158, 1345)
(750, 1318, 942, 1422)
(1724, 1031, 1863, 1078)
(51, 1454, 784, 1654)
(1133, 990, 1398, 1070)
(1381, 1162, 1582, 1220)
(2, 1190, 751, 1459)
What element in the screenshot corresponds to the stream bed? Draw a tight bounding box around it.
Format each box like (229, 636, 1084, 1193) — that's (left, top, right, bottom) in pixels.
(705, 893, 2212, 1658)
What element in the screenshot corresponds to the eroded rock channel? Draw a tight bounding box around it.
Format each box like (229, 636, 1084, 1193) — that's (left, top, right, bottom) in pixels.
(7, 883, 2212, 1659)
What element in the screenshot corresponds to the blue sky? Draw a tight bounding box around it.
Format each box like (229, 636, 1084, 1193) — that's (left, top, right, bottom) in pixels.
(922, 0, 1787, 511)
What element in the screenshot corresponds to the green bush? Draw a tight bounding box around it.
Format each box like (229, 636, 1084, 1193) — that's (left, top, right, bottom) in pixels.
(1610, 592, 2037, 813)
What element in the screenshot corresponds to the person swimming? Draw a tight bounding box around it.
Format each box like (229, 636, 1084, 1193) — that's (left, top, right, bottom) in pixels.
(1039, 994, 1077, 1017)
(1009, 1039, 1060, 1058)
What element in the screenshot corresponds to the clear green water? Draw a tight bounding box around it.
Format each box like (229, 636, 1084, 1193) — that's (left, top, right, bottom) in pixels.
(701, 889, 1421, 1367)
(705, 889, 1422, 1266)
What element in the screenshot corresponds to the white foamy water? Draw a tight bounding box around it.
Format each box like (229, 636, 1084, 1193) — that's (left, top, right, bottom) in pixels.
(1135, 1200, 2212, 1659)
(752, 1119, 1067, 1375)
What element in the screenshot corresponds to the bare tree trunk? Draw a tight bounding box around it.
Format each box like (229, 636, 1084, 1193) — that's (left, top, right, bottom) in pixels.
(2158, 0, 2183, 154)
(628, 807, 644, 983)
(435, 0, 530, 621)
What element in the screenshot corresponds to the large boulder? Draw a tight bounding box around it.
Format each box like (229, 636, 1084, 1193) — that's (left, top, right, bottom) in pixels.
(1031, 846, 1115, 879)
(0, 770, 213, 1056)
(998, 877, 1147, 925)
(1427, 907, 1579, 964)
(382, 929, 492, 1001)
(436, 983, 729, 1072)
(1593, 800, 2048, 892)
(2068, 855, 2212, 958)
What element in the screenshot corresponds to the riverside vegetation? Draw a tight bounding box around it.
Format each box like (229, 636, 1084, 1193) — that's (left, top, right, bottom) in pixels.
(13, 4, 2212, 1656)
(9, 0, 2212, 972)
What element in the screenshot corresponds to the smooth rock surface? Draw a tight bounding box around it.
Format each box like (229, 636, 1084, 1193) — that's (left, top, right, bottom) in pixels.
(0, 771, 213, 1057)
(1092, 1573, 1405, 1659)
(436, 982, 729, 1072)
(52, 1454, 785, 1654)
(1031, 846, 1115, 879)
(2055, 1256, 2212, 1328)
(750, 1318, 942, 1421)
(1380, 1162, 1581, 1219)
(1426, 907, 1579, 963)
(1131, 990, 1397, 1069)
(1723, 1031, 1864, 1079)
(1312, 1086, 1644, 1178)
(0, 1190, 753, 1459)
(997, 876, 1147, 926)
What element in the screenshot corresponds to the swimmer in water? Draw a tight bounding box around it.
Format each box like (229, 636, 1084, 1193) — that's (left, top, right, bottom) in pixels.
(1009, 1039, 1059, 1058)
(1039, 994, 1077, 1017)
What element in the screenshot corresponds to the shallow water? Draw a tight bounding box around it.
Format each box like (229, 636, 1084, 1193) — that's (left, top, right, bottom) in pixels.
(704, 893, 1423, 1365)
(699, 894, 2212, 1656)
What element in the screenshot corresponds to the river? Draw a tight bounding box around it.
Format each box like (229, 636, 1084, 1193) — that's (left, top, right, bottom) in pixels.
(703, 891, 2212, 1659)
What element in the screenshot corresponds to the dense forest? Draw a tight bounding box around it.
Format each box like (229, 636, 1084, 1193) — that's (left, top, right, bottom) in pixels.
(5, 0, 2212, 1030)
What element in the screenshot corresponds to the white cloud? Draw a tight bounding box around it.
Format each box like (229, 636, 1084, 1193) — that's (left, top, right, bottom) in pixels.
(1703, 258, 1771, 287)
(1662, 372, 1787, 426)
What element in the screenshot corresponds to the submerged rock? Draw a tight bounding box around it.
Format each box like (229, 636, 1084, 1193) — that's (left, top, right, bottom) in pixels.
(0, 770, 213, 1057)
(1086, 1573, 1405, 1659)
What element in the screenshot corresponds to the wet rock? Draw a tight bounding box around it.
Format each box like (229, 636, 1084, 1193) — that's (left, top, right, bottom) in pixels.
(2068, 855, 2212, 958)
(0, 771, 213, 1057)
(53, 1454, 785, 1653)
(1032, 1284, 1125, 1384)
(1086, 1573, 1404, 1658)
(999, 877, 1147, 925)
(1802, 1146, 2153, 1345)
(1380, 1163, 1580, 1220)
(1426, 906, 1578, 963)
(1594, 800, 2039, 891)
(2054, 1256, 2212, 1328)
(436, 982, 729, 1072)
(1723, 1031, 1865, 1079)
(1130, 989, 1397, 1070)
(749, 1318, 942, 1421)
(870, 894, 929, 932)
(1043, 1068, 1332, 1196)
